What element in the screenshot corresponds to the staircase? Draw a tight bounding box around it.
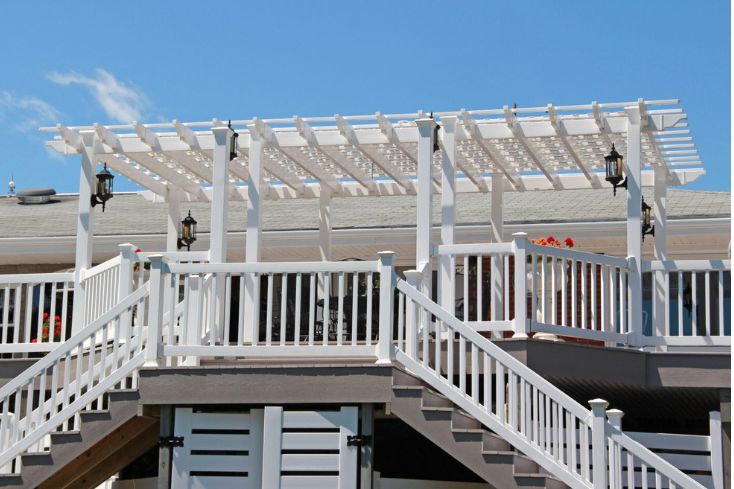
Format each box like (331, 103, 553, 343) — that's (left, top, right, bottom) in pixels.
(392, 368, 566, 489)
(0, 390, 157, 488)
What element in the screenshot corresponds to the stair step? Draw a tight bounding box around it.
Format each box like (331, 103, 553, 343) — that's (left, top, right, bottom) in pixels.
(393, 369, 423, 387)
(0, 474, 22, 487)
(512, 453, 540, 474)
(108, 389, 141, 402)
(50, 431, 82, 444)
(452, 409, 482, 430)
(421, 389, 452, 408)
(79, 410, 112, 423)
(20, 452, 52, 467)
(514, 473, 565, 489)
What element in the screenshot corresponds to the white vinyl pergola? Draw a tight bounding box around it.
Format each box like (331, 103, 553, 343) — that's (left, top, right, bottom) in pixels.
(42, 98, 704, 333)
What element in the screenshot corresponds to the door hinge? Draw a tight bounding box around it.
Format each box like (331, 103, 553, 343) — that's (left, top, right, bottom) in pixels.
(159, 436, 184, 448)
(347, 435, 372, 447)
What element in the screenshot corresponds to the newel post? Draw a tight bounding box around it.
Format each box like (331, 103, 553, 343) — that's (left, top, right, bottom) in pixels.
(145, 255, 168, 367)
(376, 251, 395, 365)
(512, 232, 529, 338)
(404, 270, 422, 360)
(589, 399, 609, 488)
(118, 244, 137, 340)
(709, 411, 725, 489)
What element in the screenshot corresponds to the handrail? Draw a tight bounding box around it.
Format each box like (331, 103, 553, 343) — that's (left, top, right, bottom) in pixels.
(644, 259, 731, 272)
(0, 272, 73, 284)
(526, 242, 629, 269)
(79, 255, 122, 281)
(137, 250, 210, 263)
(437, 243, 514, 255)
(167, 260, 379, 274)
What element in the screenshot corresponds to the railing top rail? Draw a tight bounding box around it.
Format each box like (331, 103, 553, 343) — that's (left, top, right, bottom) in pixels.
(80, 255, 122, 281)
(0, 272, 74, 284)
(644, 259, 731, 272)
(137, 250, 210, 263)
(167, 260, 380, 275)
(526, 242, 629, 268)
(0, 282, 149, 400)
(606, 424, 707, 489)
(395, 278, 591, 421)
(437, 242, 514, 255)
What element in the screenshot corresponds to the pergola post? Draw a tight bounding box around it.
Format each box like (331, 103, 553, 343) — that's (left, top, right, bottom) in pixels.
(490, 173, 505, 324)
(415, 118, 437, 303)
(653, 166, 668, 340)
(626, 107, 643, 348)
(243, 130, 264, 344)
(71, 133, 96, 333)
(439, 116, 456, 316)
(166, 187, 181, 252)
(318, 185, 332, 301)
(209, 126, 232, 343)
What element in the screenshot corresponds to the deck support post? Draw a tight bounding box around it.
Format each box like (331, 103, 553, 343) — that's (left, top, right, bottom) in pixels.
(165, 187, 181, 253)
(210, 127, 232, 343)
(439, 117, 457, 317)
(653, 166, 668, 341)
(625, 108, 643, 348)
(145, 255, 167, 367)
(71, 133, 97, 333)
(376, 251, 395, 364)
(360, 404, 375, 489)
(415, 118, 437, 306)
(491, 173, 505, 327)
(589, 398, 609, 489)
(512, 232, 529, 338)
(243, 130, 264, 345)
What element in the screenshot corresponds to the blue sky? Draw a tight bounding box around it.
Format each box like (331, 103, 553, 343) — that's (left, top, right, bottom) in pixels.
(0, 1, 729, 193)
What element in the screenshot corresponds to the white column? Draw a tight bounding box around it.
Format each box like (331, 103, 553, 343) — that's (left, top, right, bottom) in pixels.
(319, 185, 332, 261)
(490, 173, 505, 324)
(376, 251, 395, 364)
(243, 130, 264, 344)
(71, 133, 96, 333)
(210, 126, 232, 262)
(415, 118, 437, 301)
(512, 232, 529, 338)
(625, 108, 643, 347)
(166, 187, 181, 252)
(439, 116, 456, 315)
(653, 166, 668, 339)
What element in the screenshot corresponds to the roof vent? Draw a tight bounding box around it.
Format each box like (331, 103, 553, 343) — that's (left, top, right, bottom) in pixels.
(16, 188, 57, 205)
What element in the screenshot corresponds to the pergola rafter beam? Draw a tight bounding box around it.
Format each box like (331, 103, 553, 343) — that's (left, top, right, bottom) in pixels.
(547, 104, 601, 188)
(253, 118, 340, 192)
(503, 106, 562, 190)
(461, 111, 525, 191)
(376, 112, 441, 186)
(335, 114, 414, 192)
(295, 117, 375, 192)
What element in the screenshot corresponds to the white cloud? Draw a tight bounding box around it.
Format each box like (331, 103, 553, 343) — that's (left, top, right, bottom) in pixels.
(0, 91, 60, 132)
(47, 68, 149, 123)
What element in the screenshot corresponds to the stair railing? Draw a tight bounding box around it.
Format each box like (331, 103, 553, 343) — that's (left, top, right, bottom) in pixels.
(393, 272, 705, 489)
(0, 282, 150, 472)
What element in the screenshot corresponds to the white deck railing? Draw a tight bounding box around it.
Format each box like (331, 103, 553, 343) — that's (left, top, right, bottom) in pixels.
(0, 272, 74, 353)
(644, 260, 731, 347)
(393, 273, 705, 489)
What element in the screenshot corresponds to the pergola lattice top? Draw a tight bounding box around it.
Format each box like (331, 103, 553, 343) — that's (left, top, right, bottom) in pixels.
(42, 98, 704, 202)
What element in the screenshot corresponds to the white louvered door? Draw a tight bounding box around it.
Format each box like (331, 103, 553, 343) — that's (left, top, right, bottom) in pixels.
(172, 406, 359, 489)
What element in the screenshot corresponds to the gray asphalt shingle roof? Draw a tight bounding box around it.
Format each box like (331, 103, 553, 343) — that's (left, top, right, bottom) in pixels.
(0, 188, 729, 238)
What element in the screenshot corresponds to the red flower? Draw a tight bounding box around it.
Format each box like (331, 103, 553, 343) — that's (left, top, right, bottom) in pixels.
(31, 338, 37, 343)
(564, 237, 574, 248)
(135, 248, 142, 253)
(42, 312, 49, 319)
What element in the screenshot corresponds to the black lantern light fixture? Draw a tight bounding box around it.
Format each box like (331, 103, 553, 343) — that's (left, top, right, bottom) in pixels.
(429, 112, 440, 153)
(228, 120, 239, 161)
(641, 198, 655, 241)
(177, 210, 198, 251)
(604, 144, 627, 196)
(90, 163, 114, 211)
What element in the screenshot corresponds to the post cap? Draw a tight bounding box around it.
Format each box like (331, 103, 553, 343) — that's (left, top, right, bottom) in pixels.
(512, 232, 528, 237)
(403, 269, 422, 281)
(588, 399, 609, 410)
(377, 251, 396, 258)
(147, 254, 169, 263)
(606, 409, 625, 419)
